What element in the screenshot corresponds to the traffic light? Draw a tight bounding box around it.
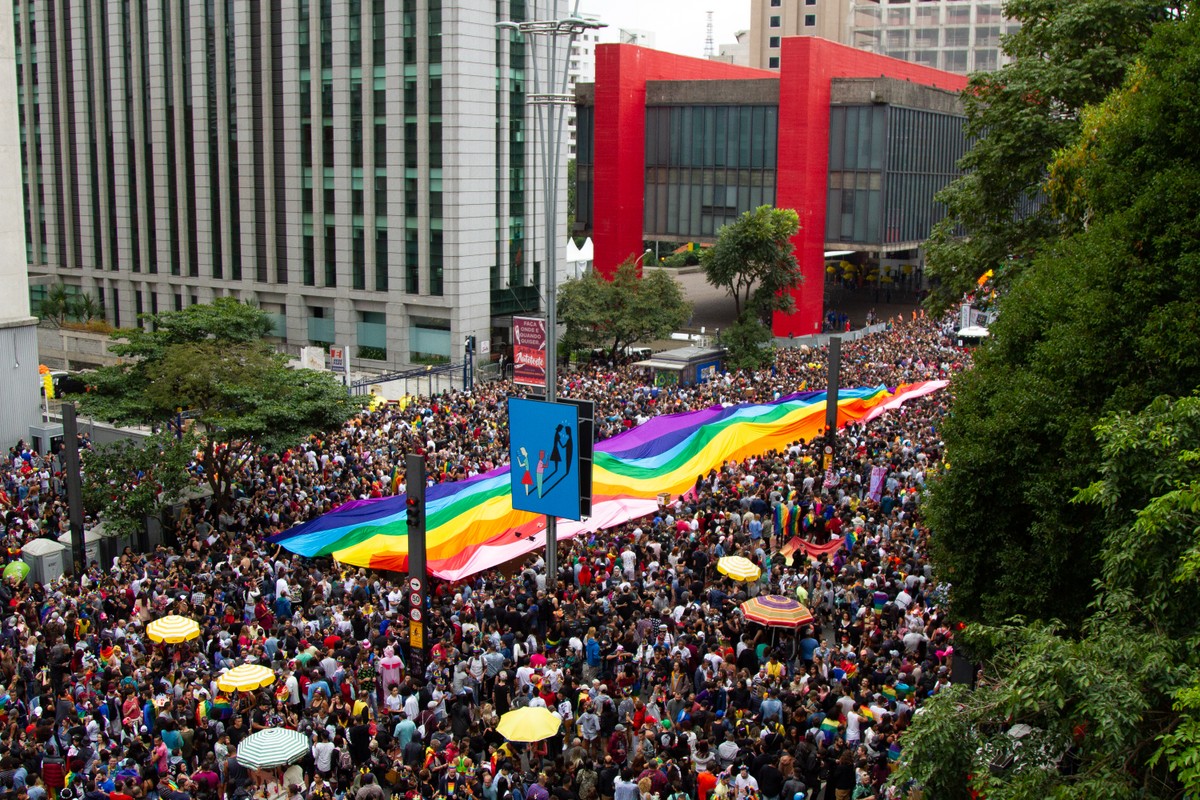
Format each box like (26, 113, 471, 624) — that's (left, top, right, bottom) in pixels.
(406, 491, 423, 533)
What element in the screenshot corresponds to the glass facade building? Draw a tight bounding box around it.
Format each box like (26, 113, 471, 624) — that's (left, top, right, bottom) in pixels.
(13, 0, 563, 365)
(642, 105, 778, 239)
(825, 104, 967, 248)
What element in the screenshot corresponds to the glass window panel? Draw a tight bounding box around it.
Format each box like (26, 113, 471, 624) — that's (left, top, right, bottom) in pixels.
(829, 108, 845, 170)
(870, 108, 885, 170)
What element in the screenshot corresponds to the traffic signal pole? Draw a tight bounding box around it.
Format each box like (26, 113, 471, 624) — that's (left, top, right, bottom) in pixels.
(405, 454, 428, 682)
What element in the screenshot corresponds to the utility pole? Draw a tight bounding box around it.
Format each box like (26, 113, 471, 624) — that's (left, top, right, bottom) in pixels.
(824, 336, 842, 470)
(61, 403, 86, 574)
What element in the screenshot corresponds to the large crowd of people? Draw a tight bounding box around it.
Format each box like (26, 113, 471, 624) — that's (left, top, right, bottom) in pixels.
(0, 313, 969, 800)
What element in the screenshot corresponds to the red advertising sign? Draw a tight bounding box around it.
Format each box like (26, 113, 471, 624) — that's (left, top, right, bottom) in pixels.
(512, 316, 547, 388)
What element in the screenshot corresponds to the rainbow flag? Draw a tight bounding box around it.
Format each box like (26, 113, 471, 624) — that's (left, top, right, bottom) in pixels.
(390, 464, 402, 495)
(888, 742, 902, 762)
(881, 685, 897, 701)
(271, 382, 946, 580)
(858, 706, 874, 721)
(820, 717, 840, 743)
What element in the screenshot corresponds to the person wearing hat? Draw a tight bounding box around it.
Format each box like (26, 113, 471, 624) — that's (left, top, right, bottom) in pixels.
(607, 724, 628, 764)
(733, 764, 759, 798)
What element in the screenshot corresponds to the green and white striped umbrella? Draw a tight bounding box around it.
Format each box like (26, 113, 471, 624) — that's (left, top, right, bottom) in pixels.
(235, 727, 311, 770)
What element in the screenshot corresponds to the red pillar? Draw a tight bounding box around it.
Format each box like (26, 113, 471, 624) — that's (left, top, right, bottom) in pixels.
(591, 46, 773, 278)
(773, 37, 967, 336)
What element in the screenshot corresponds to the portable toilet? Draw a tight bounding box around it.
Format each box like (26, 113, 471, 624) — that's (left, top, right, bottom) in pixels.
(21, 537, 69, 585)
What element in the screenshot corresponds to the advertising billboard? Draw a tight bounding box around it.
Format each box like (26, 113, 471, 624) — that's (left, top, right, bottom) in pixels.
(512, 316, 547, 388)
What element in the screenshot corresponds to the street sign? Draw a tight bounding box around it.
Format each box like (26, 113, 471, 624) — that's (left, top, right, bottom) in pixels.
(410, 608, 422, 622)
(409, 620, 424, 651)
(409, 577, 421, 592)
(329, 345, 345, 372)
(409, 592, 423, 608)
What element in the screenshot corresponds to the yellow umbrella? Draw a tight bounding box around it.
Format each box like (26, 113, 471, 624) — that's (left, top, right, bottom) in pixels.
(717, 555, 761, 582)
(146, 615, 200, 644)
(217, 663, 277, 693)
(496, 707, 563, 743)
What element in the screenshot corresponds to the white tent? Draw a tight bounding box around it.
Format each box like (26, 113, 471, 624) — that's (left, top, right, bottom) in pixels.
(957, 325, 990, 338)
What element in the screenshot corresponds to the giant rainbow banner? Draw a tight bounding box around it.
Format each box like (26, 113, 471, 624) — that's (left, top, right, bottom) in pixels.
(270, 381, 946, 580)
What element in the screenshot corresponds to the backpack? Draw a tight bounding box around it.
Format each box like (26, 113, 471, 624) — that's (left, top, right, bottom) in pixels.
(337, 747, 353, 772)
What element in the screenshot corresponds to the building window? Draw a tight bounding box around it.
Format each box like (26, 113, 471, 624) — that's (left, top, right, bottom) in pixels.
(804, 14, 816, 27)
(769, 56, 780, 69)
(806, 0, 816, 4)
(771, 0, 781, 6)
(769, 15, 780, 28)
(769, 36, 780, 48)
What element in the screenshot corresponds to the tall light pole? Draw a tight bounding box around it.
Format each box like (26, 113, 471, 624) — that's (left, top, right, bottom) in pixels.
(498, 2, 604, 593)
(633, 249, 654, 270)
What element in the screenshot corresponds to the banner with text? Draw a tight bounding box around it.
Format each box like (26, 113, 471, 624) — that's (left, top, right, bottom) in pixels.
(512, 316, 547, 388)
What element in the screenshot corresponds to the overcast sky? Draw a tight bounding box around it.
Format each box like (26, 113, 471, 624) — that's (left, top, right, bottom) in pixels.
(575, 1, 751, 59)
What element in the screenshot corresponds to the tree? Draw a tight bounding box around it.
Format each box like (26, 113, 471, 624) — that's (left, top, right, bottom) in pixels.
(896, 394, 1200, 799)
(82, 431, 198, 540)
(720, 313, 774, 372)
(927, 10, 1200, 627)
(700, 206, 803, 325)
(77, 299, 354, 510)
(923, 0, 1178, 311)
(558, 257, 692, 361)
(36, 283, 104, 326)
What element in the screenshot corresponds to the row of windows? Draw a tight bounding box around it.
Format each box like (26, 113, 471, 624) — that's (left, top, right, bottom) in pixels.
(769, 14, 816, 28)
(645, 105, 779, 170)
(645, 167, 777, 239)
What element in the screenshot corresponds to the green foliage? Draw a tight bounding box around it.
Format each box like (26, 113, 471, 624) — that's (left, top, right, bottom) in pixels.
(700, 206, 802, 325)
(928, 10, 1200, 627)
(37, 283, 104, 326)
(721, 313, 775, 372)
(81, 431, 198, 540)
(357, 345, 388, 361)
(903, 393, 1200, 799)
(79, 299, 353, 509)
(567, 158, 576, 234)
(923, 0, 1176, 311)
(558, 258, 692, 361)
(661, 250, 700, 268)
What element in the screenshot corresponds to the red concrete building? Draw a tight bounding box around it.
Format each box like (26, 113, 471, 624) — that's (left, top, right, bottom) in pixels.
(574, 37, 969, 336)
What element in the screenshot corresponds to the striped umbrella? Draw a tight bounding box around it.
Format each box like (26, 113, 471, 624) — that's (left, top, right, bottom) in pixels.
(740, 594, 814, 628)
(217, 663, 276, 693)
(146, 615, 201, 644)
(717, 555, 761, 582)
(235, 727, 311, 769)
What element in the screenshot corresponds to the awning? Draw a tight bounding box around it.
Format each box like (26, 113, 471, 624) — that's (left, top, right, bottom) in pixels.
(824, 250, 855, 258)
(633, 359, 685, 371)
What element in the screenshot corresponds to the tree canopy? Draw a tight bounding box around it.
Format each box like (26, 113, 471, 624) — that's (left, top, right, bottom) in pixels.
(76, 299, 354, 509)
(558, 258, 692, 361)
(897, 394, 1200, 799)
(81, 431, 198, 540)
(927, 6, 1200, 627)
(700, 206, 803, 326)
(922, 0, 1178, 310)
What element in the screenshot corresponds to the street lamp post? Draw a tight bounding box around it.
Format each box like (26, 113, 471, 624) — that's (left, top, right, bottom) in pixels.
(498, 2, 604, 594)
(633, 249, 654, 270)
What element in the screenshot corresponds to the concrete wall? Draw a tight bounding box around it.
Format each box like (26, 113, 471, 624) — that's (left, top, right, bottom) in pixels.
(36, 327, 124, 371)
(830, 77, 964, 114)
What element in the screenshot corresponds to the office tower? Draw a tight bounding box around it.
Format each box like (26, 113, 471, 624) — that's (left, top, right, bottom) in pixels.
(0, 0, 40, 446)
(750, 0, 1015, 75)
(14, 0, 566, 367)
